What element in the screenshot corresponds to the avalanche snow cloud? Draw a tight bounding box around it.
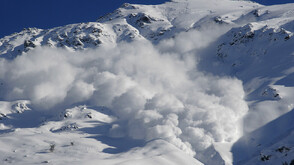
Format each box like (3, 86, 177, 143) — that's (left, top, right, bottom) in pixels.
(0, 28, 248, 157)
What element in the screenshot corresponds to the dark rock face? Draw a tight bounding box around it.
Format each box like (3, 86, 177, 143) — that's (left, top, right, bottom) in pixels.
(24, 40, 36, 48)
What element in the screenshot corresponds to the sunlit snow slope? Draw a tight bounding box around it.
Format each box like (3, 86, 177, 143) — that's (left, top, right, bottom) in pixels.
(1, 0, 294, 164)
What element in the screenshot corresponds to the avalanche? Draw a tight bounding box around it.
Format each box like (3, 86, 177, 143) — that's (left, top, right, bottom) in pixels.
(1, 0, 294, 165)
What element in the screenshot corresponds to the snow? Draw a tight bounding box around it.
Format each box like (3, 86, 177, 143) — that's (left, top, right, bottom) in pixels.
(0, 105, 203, 165)
(1, 0, 294, 164)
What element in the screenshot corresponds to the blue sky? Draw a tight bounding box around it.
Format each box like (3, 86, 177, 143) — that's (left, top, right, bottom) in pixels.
(254, 0, 293, 5)
(0, 0, 168, 38)
(0, 0, 293, 38)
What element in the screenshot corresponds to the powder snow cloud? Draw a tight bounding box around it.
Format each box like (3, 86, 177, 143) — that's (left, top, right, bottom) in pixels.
(0, 28, 248, 156)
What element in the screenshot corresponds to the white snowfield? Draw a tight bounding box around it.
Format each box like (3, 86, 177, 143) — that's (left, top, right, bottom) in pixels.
(0, 0, 294, 164)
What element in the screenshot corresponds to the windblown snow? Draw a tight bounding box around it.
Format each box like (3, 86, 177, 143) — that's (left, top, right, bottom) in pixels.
(1, 0, 294, 165)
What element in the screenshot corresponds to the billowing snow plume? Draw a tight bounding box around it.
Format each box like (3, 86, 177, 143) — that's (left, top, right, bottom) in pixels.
(0, 29, 248, 157)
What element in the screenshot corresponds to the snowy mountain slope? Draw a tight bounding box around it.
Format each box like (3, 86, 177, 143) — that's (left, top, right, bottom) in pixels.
(0, 22, 139, 59)
(0, 104, 203, 165)
(1, 0, 294, 164)
(232, 109, 294, 165)
(0, 0, 260, 58)
(198, 3, 294, 164)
